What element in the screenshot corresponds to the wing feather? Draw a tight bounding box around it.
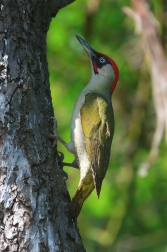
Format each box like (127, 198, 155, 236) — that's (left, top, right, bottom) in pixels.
(80, 93, 114, 196)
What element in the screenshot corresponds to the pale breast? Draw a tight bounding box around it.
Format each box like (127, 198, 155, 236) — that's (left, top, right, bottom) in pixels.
(74, 114, 91, 180)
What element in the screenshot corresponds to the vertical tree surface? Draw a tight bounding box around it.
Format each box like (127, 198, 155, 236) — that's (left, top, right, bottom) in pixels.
(0, 1, 85, 251)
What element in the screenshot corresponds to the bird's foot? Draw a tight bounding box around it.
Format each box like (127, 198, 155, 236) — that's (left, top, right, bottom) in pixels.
(48, 117, 79, 170)
(48, 133, 58, 146)
(58, 151, 65, 163)
(48, 117, 58, 146)
(57, 152, 79, 170)
(62, 159, 79, 169)
(57, 152, 79, 173)
(49, 116, 58, 131)
(57, 152, 68, 180)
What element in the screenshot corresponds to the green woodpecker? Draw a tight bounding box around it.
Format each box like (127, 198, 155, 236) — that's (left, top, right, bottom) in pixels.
(54, 35, 119, 219)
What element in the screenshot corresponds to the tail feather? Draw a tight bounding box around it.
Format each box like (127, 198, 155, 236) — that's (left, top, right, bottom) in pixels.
(94, 177, 102, 198)
(91, 169, 103, 198)
(69, 181, 94, 219)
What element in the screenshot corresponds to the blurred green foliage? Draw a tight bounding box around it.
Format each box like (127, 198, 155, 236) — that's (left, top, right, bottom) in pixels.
(47, 0, 167, 251)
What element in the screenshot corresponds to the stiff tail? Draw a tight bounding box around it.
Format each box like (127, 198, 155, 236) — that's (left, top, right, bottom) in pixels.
(94, 177, 102, 198)
(69, 180, 95, 219)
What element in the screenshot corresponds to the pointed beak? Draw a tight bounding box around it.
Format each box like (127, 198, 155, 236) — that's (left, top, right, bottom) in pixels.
(76, 35, 96, 58)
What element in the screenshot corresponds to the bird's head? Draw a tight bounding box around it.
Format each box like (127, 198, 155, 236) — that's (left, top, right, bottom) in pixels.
(76, 35, 119, 93)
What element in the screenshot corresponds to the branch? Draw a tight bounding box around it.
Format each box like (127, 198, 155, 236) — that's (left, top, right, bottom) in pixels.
(123, 0, 167, 176)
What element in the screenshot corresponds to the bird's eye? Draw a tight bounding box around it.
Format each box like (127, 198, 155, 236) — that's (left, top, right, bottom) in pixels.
(99, 57, 106, 63)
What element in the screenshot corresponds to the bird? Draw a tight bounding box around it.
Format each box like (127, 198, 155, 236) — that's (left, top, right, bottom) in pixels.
(52, 35, 119, 219)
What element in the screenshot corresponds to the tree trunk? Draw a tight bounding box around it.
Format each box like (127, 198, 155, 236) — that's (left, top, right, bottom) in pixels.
(0, 1, 85, 251)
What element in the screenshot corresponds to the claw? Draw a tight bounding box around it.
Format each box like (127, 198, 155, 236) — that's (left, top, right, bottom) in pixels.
(58, 151, 65, 162)
(48, 117, 79, 170)
(49, 116, 58, 135)
(49, 117, 58, 130)
(48, 117, 59, 146)
(57, 152, 79, 170)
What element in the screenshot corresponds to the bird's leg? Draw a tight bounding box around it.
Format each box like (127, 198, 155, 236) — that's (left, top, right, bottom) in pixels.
(49, 117, 79, 169)
(63, 159, 79, 169)
(48, 117, 69, 149)
(57, 152, 79, 169)
(49, 133, 68, 148)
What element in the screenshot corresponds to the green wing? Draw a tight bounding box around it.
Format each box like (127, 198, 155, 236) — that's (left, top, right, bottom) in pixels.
(80, 93, 114, 197)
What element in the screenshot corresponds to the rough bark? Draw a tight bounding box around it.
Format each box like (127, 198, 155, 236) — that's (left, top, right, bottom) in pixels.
(0, 1, 85, 251)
